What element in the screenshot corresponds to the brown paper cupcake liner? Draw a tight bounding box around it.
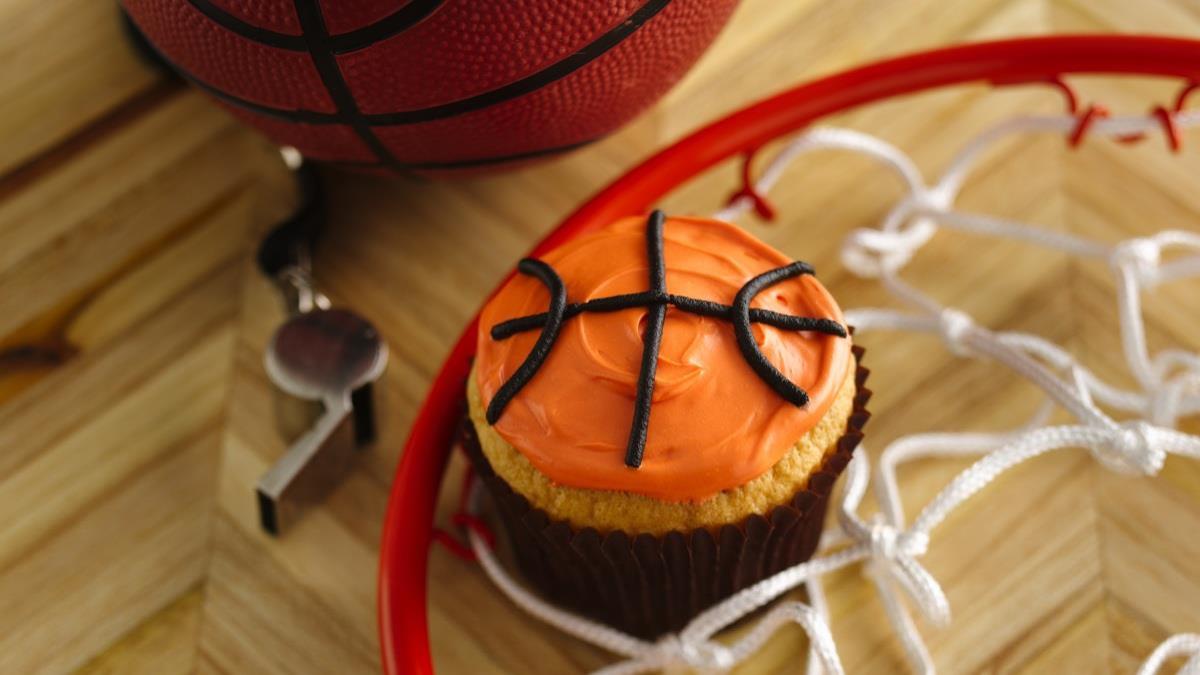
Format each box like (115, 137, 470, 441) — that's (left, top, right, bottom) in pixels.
(463, 344, 871, 640)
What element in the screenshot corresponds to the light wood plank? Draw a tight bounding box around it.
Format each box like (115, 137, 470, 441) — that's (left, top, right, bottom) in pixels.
(74, 577, 205, 675)
(0, 0, 158, 174)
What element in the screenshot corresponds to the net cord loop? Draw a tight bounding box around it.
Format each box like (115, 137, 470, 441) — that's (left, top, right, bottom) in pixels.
(458, 102, 1200, 674)
(1136, 634, 1200, 675)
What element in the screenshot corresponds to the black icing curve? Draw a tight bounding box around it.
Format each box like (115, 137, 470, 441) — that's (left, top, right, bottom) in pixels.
(487, 211, 847, 468)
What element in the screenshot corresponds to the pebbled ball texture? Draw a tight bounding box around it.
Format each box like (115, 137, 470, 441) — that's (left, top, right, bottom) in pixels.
(122, 0, 739, 174)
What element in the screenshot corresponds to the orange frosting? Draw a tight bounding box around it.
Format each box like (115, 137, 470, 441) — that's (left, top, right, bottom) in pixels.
(475, 215, 852, 502)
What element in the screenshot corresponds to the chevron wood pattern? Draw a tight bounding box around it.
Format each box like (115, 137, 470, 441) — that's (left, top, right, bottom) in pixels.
(1, 1, 1199, 674)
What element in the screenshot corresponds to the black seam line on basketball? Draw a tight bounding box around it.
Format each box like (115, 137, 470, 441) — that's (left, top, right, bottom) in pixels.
(625, 210, 667, 468)
(119, 21, 338, 123)
(328, 0, 443, 53)
(137, 45, 597, 166)
(159, 0, 668, 127)
(359, 0, 673, 125)
(484, 259, 567, 425)
(733, 262, 818, 407)
(320, 135, 600, 171)
(184, 0, 306, 49)
(184, 0, 442, 54)
(292, 1, 401, 169)
(393, 136, 599, 170)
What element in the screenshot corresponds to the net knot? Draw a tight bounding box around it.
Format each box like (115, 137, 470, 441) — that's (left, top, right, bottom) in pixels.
(867, 520, 929, 559)
(650, 634, 735, 673)
(912, 187, 952, 213)
(842, 229, 919, 278)
(1111, 237, 1162, 286)
(857, 519, 948, 627)
(1094, 421, 1167, 476)
(938, 308, 976, 357)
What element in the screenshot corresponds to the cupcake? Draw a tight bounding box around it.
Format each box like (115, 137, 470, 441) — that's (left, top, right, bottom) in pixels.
(465, 211, 868, 639)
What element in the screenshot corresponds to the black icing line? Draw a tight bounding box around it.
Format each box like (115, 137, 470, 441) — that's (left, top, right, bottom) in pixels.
(491, 294, 846, 339)
(484, 259, 568, 425)
(486, 211, 847, 469)
(732, 262, 819, 407)
(625, 210, 668, 469)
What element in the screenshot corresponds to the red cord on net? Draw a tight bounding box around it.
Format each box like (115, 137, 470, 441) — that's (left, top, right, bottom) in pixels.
(430, 461, 496, 563)
(1068, 103, 1110, 148)
(725, 148, 778, 221)
(999, 75, 1192, 151)
(1036, 75, 1120, 148)
(1064, 80, 1196, 151)
(1041, 75, 1081, 114)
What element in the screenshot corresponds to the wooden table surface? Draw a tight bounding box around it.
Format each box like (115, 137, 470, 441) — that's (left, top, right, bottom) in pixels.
(4, 1, 1200, 673)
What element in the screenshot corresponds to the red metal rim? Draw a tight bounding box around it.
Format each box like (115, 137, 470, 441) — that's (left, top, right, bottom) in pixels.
(378, 35, 1200, 675)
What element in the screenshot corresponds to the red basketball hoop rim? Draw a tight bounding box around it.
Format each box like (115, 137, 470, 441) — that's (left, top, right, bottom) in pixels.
(378, 34, 1200, 675)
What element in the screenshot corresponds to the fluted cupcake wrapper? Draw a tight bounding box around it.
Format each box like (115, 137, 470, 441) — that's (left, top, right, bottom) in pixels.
(463, 344, 871, 640)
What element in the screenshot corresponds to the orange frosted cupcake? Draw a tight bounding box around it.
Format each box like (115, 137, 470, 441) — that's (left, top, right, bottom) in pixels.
(465, 211, 869, 638)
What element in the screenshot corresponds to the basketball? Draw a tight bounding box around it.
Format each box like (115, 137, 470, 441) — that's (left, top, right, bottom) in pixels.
(120, 0, 739, 174)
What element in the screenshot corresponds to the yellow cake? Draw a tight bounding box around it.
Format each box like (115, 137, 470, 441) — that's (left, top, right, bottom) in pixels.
(465, 211, 869, 638)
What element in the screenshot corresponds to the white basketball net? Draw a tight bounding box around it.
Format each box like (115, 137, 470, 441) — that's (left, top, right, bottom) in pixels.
(456, 108, 1200, 674)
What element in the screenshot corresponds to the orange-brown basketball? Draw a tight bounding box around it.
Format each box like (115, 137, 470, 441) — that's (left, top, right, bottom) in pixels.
(121, 1, 739, 174)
